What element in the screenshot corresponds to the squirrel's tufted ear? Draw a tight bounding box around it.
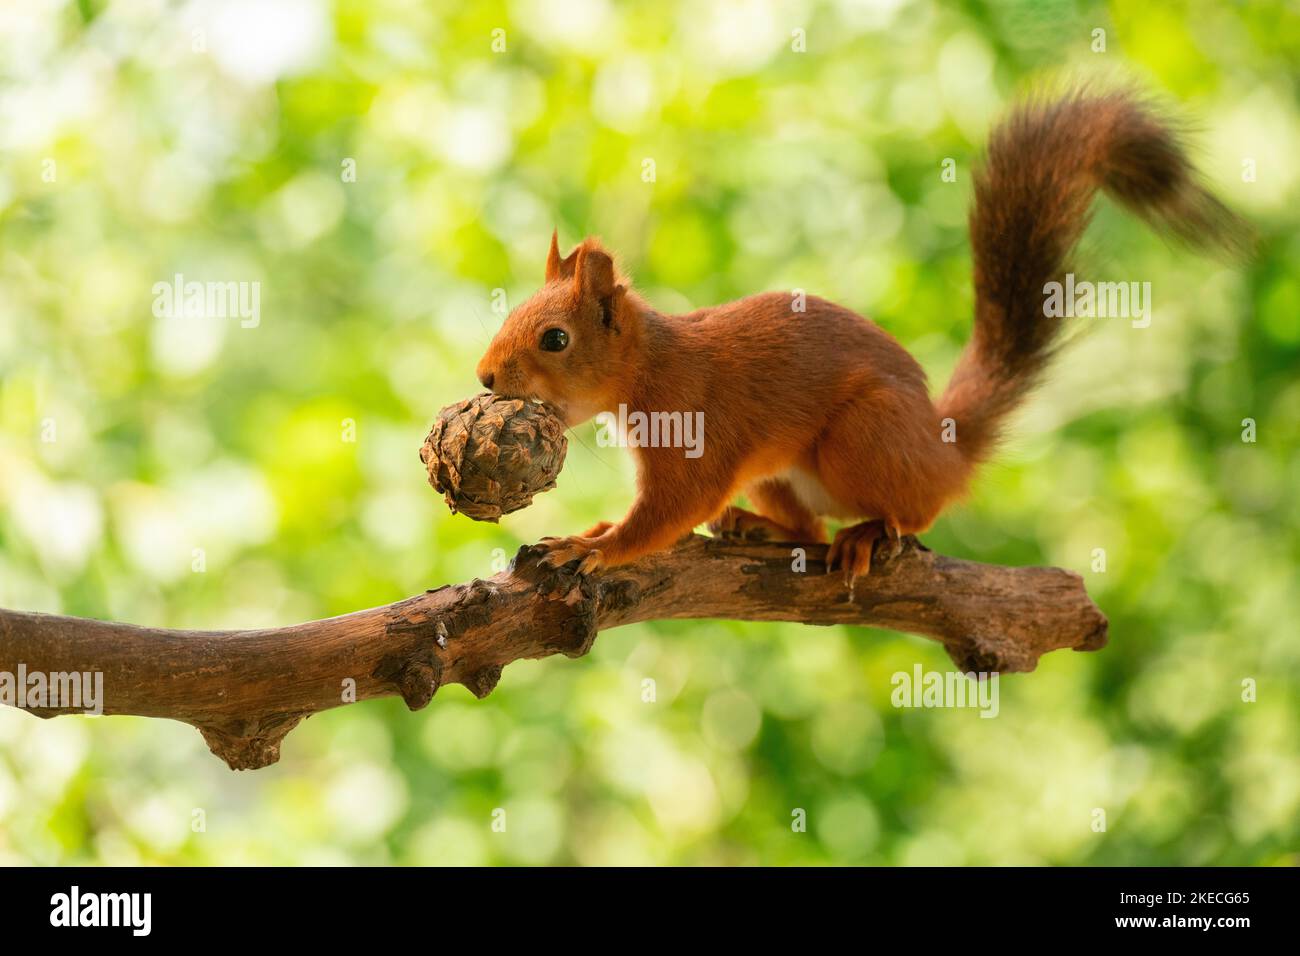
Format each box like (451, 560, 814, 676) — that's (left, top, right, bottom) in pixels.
(573, 244, 616, 301)
(573, 243, 624, 328)
(545, 230, 579, 282)
(545, 230, 562, 280)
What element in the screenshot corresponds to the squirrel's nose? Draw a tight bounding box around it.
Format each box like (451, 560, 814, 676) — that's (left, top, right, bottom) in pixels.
(478, 370, 495, 390)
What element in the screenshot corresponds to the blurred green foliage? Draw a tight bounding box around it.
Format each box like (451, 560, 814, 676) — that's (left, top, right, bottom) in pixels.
(1, 0, 1297, 865)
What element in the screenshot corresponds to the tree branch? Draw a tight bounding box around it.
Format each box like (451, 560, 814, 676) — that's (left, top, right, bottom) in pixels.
(0, 535, 1107, 770)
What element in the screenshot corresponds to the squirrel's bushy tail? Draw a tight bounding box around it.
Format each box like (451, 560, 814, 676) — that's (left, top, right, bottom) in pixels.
(938, 90, 1250, 464)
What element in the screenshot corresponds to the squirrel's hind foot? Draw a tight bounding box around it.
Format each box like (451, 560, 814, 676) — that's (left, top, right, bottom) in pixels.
(826, 519, 902, 586)
(708, 506, 813, 543)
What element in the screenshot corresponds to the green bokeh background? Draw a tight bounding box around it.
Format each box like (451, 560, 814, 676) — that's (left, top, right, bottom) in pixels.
(1, 0, 1297, 865)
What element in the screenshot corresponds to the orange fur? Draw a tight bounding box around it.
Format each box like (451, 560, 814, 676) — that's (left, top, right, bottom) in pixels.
(476, 93, 1248, 579)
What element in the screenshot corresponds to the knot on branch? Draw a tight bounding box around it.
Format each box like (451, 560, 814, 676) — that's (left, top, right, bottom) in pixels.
(510, 544, 601, 658)
(938, 567, 1110, 673)
(196, 713, 305, 770)
(396, 657, 443, 711)
(467, 664, 502, 699)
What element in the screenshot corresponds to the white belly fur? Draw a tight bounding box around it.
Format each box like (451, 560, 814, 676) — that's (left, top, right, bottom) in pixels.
(776, 467, 859, 520)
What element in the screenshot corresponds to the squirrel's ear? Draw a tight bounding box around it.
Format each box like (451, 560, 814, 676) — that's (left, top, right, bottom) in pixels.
(545, 230, 579, 282)
(573, 245, 616, 302)
(545, 230, 562, 281)
(574, 245, 625, 329)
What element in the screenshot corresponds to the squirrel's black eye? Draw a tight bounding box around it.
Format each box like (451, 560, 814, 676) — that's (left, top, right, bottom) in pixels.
(540, 328, 569, 352)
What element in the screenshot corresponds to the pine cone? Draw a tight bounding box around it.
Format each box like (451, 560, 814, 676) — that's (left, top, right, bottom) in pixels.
(419, 392, 568, 522)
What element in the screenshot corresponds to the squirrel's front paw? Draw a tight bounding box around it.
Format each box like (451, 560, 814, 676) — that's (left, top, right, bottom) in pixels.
(536, 535, 605, 574)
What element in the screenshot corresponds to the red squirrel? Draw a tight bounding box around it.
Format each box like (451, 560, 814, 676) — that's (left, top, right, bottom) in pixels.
(475, 92, 1247, 582)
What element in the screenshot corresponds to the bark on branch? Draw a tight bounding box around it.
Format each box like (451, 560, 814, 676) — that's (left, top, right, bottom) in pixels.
(0, 535, 1107, 770)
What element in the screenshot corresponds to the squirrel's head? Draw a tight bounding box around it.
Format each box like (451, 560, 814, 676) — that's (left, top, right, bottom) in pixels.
(476, 233, 641, 426)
